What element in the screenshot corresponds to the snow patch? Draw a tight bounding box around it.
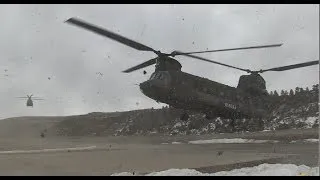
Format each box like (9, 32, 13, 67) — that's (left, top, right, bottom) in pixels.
(111, 164, 319, 176)
(112, 172, 136, 176)
(305, 117, 318, 128)
(188, 138, 279, 144)
(0, 146, 97, 154)
(304, 139, 319, 143)
(173, 122, 182, 128)
(172, 142, 183, 144)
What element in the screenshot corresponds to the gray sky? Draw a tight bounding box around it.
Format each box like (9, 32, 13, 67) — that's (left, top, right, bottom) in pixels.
(0, 4, 319, 119)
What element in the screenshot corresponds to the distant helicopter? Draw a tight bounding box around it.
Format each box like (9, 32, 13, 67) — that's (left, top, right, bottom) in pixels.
(16, 94, 44, 107)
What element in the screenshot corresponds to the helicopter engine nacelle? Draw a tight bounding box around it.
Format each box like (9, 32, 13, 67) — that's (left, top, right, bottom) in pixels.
(237, 74, 267, 96)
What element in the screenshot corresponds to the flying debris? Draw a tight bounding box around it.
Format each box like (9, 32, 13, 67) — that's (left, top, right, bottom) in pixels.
(96, 72, 103, 76)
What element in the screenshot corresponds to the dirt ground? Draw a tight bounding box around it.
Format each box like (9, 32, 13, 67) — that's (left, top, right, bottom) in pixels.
(0, 117, 318, 176)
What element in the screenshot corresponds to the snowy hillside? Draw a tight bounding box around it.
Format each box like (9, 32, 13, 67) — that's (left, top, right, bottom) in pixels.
(111, 163, 319, 176)
(48, 85, 319, 137)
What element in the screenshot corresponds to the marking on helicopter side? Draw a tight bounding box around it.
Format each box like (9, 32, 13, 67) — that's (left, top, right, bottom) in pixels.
(224, 103, 237, 110)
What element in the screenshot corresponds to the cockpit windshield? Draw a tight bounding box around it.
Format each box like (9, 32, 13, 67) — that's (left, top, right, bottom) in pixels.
(150, 72, 164, 80)
(149, 71, 170, 83)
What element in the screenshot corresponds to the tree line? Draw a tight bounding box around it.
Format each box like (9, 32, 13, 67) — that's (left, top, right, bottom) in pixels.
(268, 84, 319, 109)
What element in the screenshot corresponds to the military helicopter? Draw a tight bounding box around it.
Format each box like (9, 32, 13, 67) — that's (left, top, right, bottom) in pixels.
(65, 17, 319, 124)
(16, 94, 44, 107)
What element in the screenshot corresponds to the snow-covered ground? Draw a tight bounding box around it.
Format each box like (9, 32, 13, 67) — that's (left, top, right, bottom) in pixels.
(188, 138, 279, 144)
(163, 138, 319, 145)
(290, 138, 319, 143)
(304, 139, 319, 143)
(0, 146, 97, 155)
(111, 163, 319, 176)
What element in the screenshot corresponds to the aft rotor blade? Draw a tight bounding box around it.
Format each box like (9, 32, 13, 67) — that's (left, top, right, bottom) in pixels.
(123, 58, 157, 73)
(171, 44, 283, 56)
(32, 97, 44, 100)
(259, 60, 319, 73)
(176, 51, 251, 73)
(65, 17, 156, 52)
(16, 97, 28, 99)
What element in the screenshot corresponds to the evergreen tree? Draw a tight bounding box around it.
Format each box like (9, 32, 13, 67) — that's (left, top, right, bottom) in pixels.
(269, 91, 274, 96)
(273, 90, 279, 96)
(281, 90, 285, 96)
(312, 84, 319, 93)
(289, 89, 294, 96)
(295, 87, 300, 94)
(284, 90, 289, 96)
(299, 88, 304, 93)
(306, 87, 310, 92)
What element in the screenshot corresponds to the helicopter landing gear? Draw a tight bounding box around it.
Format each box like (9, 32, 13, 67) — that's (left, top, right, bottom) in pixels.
(180, 112, 189, 121)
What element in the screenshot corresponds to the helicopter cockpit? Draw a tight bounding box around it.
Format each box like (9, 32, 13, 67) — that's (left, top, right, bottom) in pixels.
(139, 71, 172, 100)
(149, 71, 171, 85)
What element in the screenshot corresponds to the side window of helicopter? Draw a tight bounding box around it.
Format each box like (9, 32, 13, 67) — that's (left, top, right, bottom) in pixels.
(150, 73, 156, 80)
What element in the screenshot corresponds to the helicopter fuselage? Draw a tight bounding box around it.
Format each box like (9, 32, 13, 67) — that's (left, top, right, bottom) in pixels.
(27, 98, 33, 107)
(139, 70, 269, 119)
(65, 17, 318, 120)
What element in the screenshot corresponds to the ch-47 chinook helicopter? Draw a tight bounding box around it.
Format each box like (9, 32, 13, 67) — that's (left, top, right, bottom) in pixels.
(65, 17, 319, 124)
(16, 94, 44, 108)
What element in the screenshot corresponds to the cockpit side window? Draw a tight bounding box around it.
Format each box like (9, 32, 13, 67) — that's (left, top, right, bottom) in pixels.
(150, 73, 156, 80)
(149, 72, 171, 85)
(150, 72, 164, 80)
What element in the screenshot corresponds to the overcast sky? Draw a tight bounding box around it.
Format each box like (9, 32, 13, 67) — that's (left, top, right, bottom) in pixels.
(0, 4, 319, 119)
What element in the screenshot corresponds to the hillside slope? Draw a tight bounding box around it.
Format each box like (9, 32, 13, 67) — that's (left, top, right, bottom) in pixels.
(2, 85, 319, 138)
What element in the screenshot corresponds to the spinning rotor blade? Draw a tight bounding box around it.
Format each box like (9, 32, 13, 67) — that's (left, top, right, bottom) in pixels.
(171, 44, 283, 56)
(65, 17, 157, 52)
(123, 58, 157, 73)
(16, 97, 28, 99)
(258, 60, 319, 73)
(175, 51, 251, 73)
(33, 98, 45, 100)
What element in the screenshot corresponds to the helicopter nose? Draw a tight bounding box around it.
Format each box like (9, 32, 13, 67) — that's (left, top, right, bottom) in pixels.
(139, 81, 152, 93)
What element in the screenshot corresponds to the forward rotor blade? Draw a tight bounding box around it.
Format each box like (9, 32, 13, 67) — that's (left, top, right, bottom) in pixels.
(16, 97, 28, 99)
(172, 44, 283, 56)
(176, 51, 251, 73)
(123, 58, 157, 73)
(65, 17, 156, 52)
(259, 60, 319, 73)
